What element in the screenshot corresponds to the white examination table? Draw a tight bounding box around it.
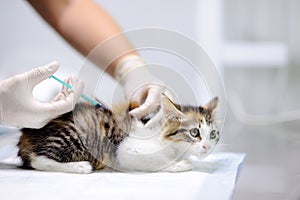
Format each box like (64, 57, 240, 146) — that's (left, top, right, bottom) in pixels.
(0, 130, 245, 200)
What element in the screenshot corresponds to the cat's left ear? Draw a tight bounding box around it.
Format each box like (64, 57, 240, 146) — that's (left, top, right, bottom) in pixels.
(161, 94, 184, 119)
(203, 97, 219, 113)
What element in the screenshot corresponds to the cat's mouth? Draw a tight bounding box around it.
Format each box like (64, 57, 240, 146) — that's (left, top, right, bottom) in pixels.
(141, 116, 151, 125)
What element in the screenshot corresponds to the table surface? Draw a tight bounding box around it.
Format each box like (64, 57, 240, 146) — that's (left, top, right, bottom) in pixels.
(0, 131, 245, 200)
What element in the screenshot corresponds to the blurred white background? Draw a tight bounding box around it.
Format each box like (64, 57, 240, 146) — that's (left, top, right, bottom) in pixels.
(0, 0, 300, 199)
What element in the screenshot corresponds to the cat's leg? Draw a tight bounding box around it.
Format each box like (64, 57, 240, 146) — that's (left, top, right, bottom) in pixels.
(160, 160, 193, 172)
(30, 154, 93, 174)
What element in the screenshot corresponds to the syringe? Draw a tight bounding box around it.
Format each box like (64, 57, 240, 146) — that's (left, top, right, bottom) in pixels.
(49, 75, 105, 109)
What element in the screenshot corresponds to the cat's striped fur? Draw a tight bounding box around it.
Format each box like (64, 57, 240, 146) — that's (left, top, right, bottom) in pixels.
(18, 102, 131, 171)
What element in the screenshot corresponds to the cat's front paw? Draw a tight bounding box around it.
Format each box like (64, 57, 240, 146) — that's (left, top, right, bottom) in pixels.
(161, 160, 193, 172)
(68, 161, 93, 174)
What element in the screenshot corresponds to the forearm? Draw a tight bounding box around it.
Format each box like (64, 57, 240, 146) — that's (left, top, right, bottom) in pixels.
(28, 0, 136, 77)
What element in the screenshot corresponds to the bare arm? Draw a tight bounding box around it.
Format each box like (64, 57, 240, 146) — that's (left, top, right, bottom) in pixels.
(28, 0, 136, 77)
(28, 0, 164, 120)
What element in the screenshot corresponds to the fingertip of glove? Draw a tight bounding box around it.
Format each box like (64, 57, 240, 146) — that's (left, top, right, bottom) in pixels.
(75, 79, 84, 91)
(71, 80, 84, 102)
(78, 83, 84, 95)
(129, 109, 142, 118)
(45, 61, 59, 73)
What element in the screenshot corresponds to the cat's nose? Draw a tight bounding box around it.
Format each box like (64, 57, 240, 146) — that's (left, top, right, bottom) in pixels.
(203, 144, 211, 150)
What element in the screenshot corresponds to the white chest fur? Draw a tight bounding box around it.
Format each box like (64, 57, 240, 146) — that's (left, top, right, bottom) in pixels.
(115, 126, 191, 172)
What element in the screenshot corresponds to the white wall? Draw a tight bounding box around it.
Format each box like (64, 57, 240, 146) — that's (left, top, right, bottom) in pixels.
(288, 0, 300, 68)
(224, 0, 289, 42)
(222, 0, 300, 69)
(0, 0, 82, 79)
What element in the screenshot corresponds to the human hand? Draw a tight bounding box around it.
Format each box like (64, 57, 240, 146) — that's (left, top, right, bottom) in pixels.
(0, 61, 84, 128)
(115, 55, 165, 122)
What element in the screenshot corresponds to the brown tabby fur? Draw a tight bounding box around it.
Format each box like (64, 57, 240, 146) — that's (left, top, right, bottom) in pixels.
(18, 102, 132, 170)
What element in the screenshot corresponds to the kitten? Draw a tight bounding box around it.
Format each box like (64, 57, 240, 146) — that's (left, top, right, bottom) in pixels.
(17, 95, 219, 173)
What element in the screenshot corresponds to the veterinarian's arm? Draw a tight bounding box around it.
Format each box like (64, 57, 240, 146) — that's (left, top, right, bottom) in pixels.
(27, 0, 133, 76)
(28, 0, 164, 120)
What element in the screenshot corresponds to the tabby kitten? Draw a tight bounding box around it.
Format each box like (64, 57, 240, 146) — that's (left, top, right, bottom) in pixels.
(18, 95, 219, 173)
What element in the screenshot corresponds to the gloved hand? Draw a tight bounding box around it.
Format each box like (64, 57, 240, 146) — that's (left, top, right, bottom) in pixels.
(0, 61, 84, 128)
(114, 55, 165, 121)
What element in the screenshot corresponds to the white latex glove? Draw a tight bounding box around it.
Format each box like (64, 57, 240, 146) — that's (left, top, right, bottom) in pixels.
(0, 61, 84, 128)
(115, 55, 165, 121)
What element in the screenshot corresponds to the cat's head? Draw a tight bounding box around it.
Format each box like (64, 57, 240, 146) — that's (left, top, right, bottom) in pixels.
(161, 94, 219, 159)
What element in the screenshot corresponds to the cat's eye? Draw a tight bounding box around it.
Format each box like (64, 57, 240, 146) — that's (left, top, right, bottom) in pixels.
(189, 128, 200, 137)
(210, 130, 218, 140)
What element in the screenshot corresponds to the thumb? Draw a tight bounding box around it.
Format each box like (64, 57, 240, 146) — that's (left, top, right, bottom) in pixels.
(26, 61, 59, 87)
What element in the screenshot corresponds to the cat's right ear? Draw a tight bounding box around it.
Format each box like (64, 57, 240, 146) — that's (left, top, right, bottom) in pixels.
(203, 96, 219, 113)
(161, 94, 184, 119)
